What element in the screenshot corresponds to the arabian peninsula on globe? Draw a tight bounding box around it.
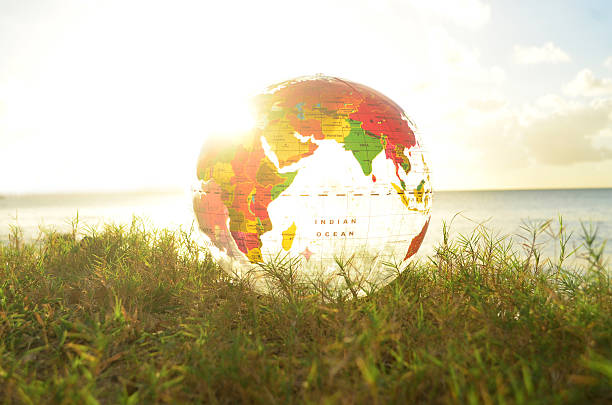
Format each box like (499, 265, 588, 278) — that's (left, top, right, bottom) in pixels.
(193, 75, 432, 292)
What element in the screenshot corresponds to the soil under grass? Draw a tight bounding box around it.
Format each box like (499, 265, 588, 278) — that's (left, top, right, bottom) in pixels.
(0, 218, 610, 404)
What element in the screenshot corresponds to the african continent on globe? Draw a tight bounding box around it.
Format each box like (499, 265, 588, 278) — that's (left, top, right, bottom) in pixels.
(193, 75, 432, 292)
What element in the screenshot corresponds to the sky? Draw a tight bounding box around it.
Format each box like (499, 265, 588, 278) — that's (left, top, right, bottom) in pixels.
(1, 0, 611, 193)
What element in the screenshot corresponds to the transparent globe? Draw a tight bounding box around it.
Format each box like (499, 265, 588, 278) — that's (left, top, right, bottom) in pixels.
(193, 75, 432, 294)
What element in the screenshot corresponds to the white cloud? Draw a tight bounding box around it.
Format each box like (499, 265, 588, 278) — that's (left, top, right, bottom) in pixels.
(564, 69, 612, 97)
(407, 0, 491, 30)
(441, 94, 612, 171)
(513, 42, 571, 65)
(429, 27, 505, 85)
(467, 97, 506, 112)
(521, 97, 612, 165)
(426, 93, 612, 189)
(604, 56, 612, 69)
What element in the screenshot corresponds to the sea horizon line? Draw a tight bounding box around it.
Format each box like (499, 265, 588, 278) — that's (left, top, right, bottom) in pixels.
(1, 186, 612, 198)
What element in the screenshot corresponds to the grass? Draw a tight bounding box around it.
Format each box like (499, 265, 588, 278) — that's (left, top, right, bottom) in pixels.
(0, 216, 610, 404)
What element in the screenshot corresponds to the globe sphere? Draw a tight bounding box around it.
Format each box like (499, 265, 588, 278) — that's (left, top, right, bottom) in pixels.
(193, 75, 432, 293)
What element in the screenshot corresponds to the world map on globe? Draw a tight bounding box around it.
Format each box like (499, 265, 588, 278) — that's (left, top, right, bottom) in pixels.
(193, 75, 432, 290)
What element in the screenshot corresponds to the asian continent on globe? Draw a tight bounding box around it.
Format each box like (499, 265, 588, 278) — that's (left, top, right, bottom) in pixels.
(193, 75, 432, 291)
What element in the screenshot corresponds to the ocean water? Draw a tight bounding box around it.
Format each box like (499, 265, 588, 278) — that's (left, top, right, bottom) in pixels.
(1, 188, 611, 262)
(424, 189, 612, 261)
(0, 190, 196, 243)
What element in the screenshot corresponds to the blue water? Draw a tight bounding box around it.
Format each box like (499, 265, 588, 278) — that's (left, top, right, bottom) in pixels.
(425, 189, 612, 261)
(1, 188, 611, 262)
